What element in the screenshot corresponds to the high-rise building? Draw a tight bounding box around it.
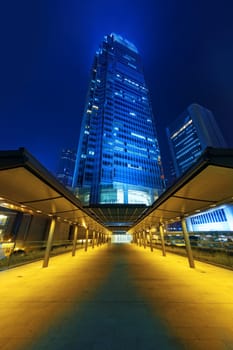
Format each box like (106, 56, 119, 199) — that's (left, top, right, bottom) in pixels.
(56, 148, 76, 189)
(72, 33, 165, 205)
(166, 103, 227, 178)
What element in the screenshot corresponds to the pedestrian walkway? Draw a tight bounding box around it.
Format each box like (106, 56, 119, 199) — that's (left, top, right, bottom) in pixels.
(0, 243, 233, 349)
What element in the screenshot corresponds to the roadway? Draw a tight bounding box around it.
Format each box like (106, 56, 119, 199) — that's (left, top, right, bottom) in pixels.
(0, 243, 233, 349)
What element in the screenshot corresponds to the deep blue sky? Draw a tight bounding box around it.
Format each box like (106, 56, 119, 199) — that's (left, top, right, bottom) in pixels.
(1, 0, 233, 178)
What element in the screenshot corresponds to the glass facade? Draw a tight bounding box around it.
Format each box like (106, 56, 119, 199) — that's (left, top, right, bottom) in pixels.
(167, 103, 227, 178)
(73, 33, 165, 205)
(56, 148, 76, 188)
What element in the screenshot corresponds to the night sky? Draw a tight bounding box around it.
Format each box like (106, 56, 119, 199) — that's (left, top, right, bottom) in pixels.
(1, 0, 233, 178)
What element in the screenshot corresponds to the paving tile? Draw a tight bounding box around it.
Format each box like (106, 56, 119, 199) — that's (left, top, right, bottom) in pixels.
(1, 244, 233, 349)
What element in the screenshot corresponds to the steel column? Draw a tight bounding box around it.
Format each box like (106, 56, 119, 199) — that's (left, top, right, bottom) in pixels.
(85, 227, 89, 252)
(42, 216, 56, 268)
(72, 225, 78, 256)
(159, 223, 166, 256)
(149, 227, 153, 252)
(181, 217, 195, 268)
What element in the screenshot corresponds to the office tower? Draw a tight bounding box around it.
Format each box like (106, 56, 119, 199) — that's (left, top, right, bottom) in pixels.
(166, 103, 227, 178)
(72, 33, 165, 205)
(56, 148, 76, 189)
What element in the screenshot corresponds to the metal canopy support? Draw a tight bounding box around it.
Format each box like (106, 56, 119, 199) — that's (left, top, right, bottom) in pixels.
(181, 216, 195, 268)
(139, 231, 142, 247)
(132, 232, 135, 244)
(72, 225, 78, 256)
(85, 227, 89, 251)
(135, 232, 138, 245)
(92, 230, 95, 248)
(136, 232, 139, 245)
(42, 216, 56, 268)
(149, 227, 153, 252)
(134, 232, 138, 245)
(143, 230, 146, 249)
(159, 223, 166, 257)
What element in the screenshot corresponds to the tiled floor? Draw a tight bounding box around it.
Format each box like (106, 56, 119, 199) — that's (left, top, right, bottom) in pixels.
(0, 243, 233, 349)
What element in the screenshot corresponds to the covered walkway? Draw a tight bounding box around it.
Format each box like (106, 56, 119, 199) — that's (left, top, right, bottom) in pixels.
(1, 243, 233, 350)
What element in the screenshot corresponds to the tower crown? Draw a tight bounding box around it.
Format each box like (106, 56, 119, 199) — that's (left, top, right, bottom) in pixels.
(104, 33, 138, 53)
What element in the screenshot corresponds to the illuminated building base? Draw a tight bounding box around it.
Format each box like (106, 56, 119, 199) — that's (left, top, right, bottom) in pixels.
(75, 183, 159, 206)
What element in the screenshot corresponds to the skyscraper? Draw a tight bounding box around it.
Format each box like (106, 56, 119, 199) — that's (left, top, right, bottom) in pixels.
(73, 33, 165, 206)
(56, 148, 76, 189)
(166, 103, 227, 178)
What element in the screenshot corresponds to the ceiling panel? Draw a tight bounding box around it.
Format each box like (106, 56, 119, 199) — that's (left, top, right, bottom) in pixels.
(0, 168, 59, 202)
(176, 166, 233, 202)
(158, 196, 213, 216)
(23, 197, 79, 215)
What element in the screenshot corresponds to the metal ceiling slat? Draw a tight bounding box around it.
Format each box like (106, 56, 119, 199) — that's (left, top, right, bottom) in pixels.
(172, 195, 215, 203)
(21, 196, 63, 204)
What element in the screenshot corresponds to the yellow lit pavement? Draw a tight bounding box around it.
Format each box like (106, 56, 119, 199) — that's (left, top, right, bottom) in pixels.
(1, 244, 233, 350)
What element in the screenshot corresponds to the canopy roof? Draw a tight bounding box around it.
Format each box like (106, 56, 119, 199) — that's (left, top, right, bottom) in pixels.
(0, 148, 107, 232)
(0, 147, 232, 233)
(129, 147, 233, 232)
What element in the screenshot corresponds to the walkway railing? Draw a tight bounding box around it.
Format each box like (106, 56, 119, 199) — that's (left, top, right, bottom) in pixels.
(0, 238, 100, 270)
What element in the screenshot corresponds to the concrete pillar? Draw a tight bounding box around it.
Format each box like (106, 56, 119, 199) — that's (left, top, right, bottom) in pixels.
(181, 217, 195, 268)
(85, 227, 89, 252)
(159, 223, 166, 257)
(97, 232, 100, 246)
(43, 216, 56, 268)
(149, 227, 153, 252)
(72, 225, 78, 256)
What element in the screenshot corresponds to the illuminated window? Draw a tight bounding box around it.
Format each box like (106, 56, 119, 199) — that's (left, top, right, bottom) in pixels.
(131, 132, 145, 140)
